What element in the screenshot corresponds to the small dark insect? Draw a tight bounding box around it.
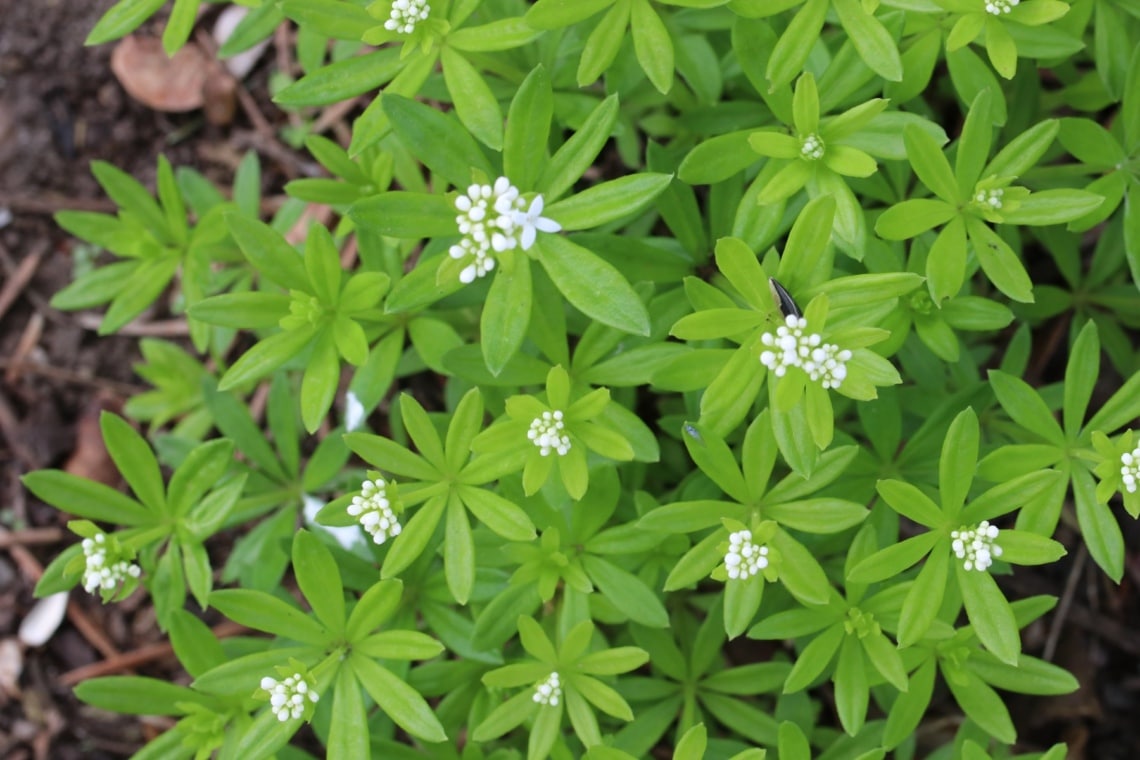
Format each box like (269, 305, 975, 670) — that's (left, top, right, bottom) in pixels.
(768, 277, 802, 319)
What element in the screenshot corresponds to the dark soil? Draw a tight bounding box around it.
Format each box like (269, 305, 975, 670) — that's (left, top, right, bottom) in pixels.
(0, 2, 1138, 759)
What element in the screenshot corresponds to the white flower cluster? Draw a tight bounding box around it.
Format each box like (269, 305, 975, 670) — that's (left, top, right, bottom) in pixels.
(260, 672, 319, 722)
(724, 529, 769, 580)
(347, 478, 402, 545)
(532, 672, 561, 706)
(384, 0, 430, 34)
(450, 177, 560, 284)
(759, 315, 853, 390)
(1121, 443, 1140, 494)
(984, 0, 1018, 14)
(81, 533, 141, 595)
(800, 133, 825, 161)
(951, 521, 1003, 572)
(528, 410, 571, 456)
(974, 187, 1004, 210)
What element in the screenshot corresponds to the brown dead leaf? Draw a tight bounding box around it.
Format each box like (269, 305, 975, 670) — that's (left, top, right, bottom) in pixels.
(63, 395, 122, 488)
(110, 36, 210, 112)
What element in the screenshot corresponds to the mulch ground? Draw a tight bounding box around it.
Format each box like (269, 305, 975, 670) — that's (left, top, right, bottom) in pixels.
(0, 2, 1138, 757)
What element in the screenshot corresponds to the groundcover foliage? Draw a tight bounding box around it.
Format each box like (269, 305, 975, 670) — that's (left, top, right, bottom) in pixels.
(26, 0, 1140, 757)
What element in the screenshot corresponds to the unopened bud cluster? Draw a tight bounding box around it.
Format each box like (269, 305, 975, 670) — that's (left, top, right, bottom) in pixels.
(760, 315, 852, 390)
(1121, 444, 1140, 494)
(384, 0, 430, 34)
(260, 672, 319, 722)
(985, 0, 1017, 14)
(974, 187, 1004, 210)
(532, 672, 562, 706)
(82, 532, 141, 595)
(528, 411, 571, 456)
(347, 478, 402, 544)
(951, 520, 1003, 572)
(800, 133, 825, 161)
(724, 529, 769, 580)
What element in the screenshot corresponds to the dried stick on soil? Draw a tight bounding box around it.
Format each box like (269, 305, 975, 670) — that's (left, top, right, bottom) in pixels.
(0, 242, 47, 322)
(1044, 542, 1087, 662)
(59, 620, 247, 687)
(0, 193, 117, 215)
(0, 358, 145, 397)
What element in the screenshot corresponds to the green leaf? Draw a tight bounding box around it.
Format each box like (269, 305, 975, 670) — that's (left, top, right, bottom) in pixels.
(940, 407, 979, 518)
(226, 214, 310, 292)
(546, 173, 673, 231)
(577, 0, 632, 87)
(301, 330, 340, 433)
(958, 565, 1019, 665)
(100, 412, 165, 513)
(350, 192, 458, 238)
(767, 0, 828, 90)
(448, 17, 543, 51)
(345, 579, 403, 641)
(955, 89, 993, 195)
(281, 0, 373, 39)
(1000, 189, 1105, 226)
(897, 544, 949, 647)
(353, 656, 448, 742)
(538, 95, 620, 202)
(1063, 321, 1099, 437)
(457, 485, 536, 541)
(875, 199, 956, 240)
(985, 119, 1058, 180)
(678, 131, 758, 185)
(87, 0, 166, 46)
(526, 0, 614, 29)
(987, 370, 1064, 445)
(441, 46, 503, 150)
(75, 676, 209, 715)
(834, 634, 868, 735)
(273, 48, 403, 107)
(329, 667, 369, 760)
(445, 494, 475, 604)
(1073, 467, 1124, 581)
(631, 0, 674, 93)
(384, 95, 493, 189)
(481, 254, 532, 375)
(904, 124, 959, 203)
(292, 530, 345, 635)
(965, 216, 1033, 303)
(582, 555, 668, 627)
(209, 589, 328, 645)
(504, 65, 553, 191)
(832, 0, 903, 81)
(875, 480, 943, 528)
(943, 668, 1016, 744)
(535, 236, 650, 336)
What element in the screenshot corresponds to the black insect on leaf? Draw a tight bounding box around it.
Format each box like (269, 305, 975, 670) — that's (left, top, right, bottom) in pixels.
(768, 277, 801, 319)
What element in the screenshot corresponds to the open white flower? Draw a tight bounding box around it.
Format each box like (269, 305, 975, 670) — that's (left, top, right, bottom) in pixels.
(260, 671, 319, 722)
(512, 195, 561, 251)
(449, 177, 561, 284)
(951, 521, 1003, 572)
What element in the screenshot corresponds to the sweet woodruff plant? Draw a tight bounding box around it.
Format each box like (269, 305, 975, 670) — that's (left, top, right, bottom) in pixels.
(23, 0, 1140, 757)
